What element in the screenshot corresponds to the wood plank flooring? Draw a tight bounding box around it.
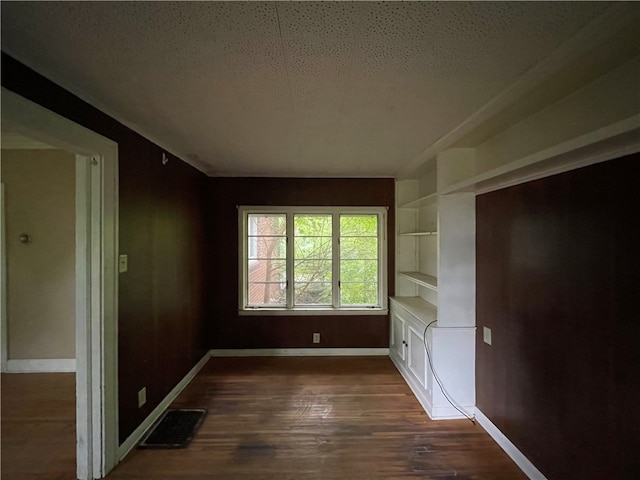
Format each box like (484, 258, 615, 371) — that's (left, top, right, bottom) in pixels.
(110, 357, 525, 480)
(1, 372, 76, 480)
(1, 357, 526, 479)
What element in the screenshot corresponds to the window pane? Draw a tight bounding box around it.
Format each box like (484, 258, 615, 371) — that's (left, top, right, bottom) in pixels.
(248, 259, 286, 283)
(294, 215, 332, 305)
(340, 282, 378, 305)
(294, 259, 331, 282)
(294, 282, 332, 305)
(248, 237, 286, 260)
(341, 259, 378, 282)
(247, 213, 287, 307)
(248, 282, 286, 306)
(248, 214, 286, 236)
(294, 237, 332, 258)
(340, 237, 378, 259)
(340, 214, 378, 236)
(340, 215, 379, 306)
(294, 215, 332, 236)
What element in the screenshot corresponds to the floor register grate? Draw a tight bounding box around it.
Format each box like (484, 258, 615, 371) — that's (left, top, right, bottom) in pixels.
(139, 409, 207, 449)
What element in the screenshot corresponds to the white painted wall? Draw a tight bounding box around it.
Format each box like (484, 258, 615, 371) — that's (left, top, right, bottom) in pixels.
(2, 149, 76, 360)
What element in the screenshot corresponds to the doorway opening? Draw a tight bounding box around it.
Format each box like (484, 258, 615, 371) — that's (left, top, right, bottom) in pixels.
(1, 88, 119, 479)
(1, 136, 77, 477)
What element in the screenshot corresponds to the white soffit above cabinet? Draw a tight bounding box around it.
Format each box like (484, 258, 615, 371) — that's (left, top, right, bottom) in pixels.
(1, 2, 635, 177)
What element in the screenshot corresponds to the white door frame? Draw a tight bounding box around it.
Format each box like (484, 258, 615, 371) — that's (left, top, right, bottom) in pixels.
(1, 87, 119, 479)
(0, 184, 6, 371)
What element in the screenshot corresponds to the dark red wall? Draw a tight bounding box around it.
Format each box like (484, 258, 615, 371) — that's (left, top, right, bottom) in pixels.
(476, 155, 640, 479)
(206, 177, 394, 349)
(1, 53, 209, 443)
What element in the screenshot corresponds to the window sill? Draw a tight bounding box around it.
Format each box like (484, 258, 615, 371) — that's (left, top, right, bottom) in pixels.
(238, 308, 389, 316)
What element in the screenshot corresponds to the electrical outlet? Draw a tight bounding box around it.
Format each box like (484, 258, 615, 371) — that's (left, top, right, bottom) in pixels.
(483, 326, 492, 345)
(119, 254, 128, 273)
(313, 332, 320, 344)
(138, 387, 146, 408)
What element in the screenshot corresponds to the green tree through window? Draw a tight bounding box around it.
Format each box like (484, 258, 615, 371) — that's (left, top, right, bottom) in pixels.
(340, 215, 378, 305)
(241, 207, 386, 312)
(294, 215, 332, 305)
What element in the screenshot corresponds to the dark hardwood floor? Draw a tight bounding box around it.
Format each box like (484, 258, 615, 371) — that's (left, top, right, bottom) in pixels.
(1, 372, 76, 480)
(111, 357, 525, 479)
(1, 357, 526, 479)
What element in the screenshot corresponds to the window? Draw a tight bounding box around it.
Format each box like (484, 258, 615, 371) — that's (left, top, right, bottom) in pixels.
(240, 207, 387, 315)
(294, 214, 333, 306)
(246, 214, 286, 307)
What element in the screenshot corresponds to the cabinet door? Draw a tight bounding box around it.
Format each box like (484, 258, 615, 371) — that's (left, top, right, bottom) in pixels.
(407, 325, 427, 388)
(390, 313, 406, 361)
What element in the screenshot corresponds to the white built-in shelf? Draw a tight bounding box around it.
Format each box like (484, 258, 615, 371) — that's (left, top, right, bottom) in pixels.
(399, 231, 437, 236)
(439, 121, 640, 195)
(390, 296, 437, 323)
(398, 271, 438, 291)
(398, 193, 438, 209)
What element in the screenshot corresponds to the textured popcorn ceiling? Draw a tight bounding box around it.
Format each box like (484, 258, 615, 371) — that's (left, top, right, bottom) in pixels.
(0, 2, 615, 177)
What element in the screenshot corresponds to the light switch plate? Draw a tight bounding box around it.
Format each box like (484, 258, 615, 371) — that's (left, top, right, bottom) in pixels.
(119, 254, 128, 273)
(313, 333, 320, 344)
(483, 326, 492, 345)
(138, 387, 146, 408)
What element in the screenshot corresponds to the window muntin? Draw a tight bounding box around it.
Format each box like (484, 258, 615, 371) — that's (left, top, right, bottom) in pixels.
(240, 207, 387, 313)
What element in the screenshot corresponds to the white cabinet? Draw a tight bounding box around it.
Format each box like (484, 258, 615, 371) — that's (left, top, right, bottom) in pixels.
(389, 310, 405, 361)
(407, 324, 427, 388)
(389, 298, 435, 414)
(391, 157, 476, 420)
(390, 296, 476, 420)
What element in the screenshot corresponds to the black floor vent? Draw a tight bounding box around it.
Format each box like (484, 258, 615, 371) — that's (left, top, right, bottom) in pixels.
(139, 409, 206, 449)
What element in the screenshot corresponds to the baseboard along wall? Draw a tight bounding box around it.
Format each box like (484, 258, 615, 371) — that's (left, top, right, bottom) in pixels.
(209, 348, 389, 357)
(474, 409, 548, 480)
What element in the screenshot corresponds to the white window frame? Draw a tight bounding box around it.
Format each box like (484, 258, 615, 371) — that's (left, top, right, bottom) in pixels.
(238, 206, 388, 316)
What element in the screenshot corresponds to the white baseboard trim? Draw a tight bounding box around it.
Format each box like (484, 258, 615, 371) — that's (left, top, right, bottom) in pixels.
(117, 352, 211, 461)
(429, 404, 476, 420)
(475, 409, 548, 480)
(5, 358, 76, 373)
(209, 348, 389, 357)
